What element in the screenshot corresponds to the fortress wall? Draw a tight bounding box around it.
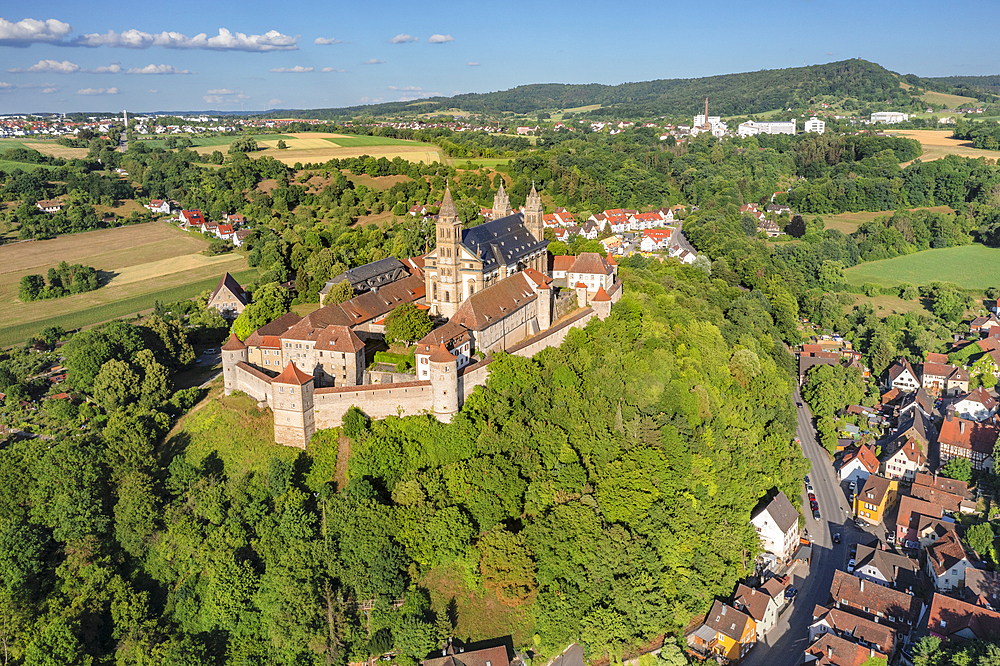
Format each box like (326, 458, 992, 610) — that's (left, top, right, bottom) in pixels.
(313, 381, 433, 428)
(458, 360, 492, 400)
(234, 362, 272, 405)
(506, 307, 595, 359)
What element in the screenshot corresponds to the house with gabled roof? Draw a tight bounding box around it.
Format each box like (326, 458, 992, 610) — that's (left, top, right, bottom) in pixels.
(853, 544, 919, 590)
(750, 490, 800, 561)
(964, 568, 1000, 610)
(927, 592, 1000, 642)
(880, 438, 926, 482)
(887, 358, 920, 392)
(971, 313, 1000, 337)
(898, 386, 936, 420)
(952, 386, 998, 422)
(926, 531, 972, 591)
(421, 643, 510, 666)
(828, 570, 923, 628)
(838, 444, 879, 485)
(565, 252, 616, 294)
(804, 633, 887, 666)
(207, 272, 248, 319)
(702, 600, 756, 662)
(895, 494, 945, 545)
(809, 606, 898, 658)
(733, 583, 781, 636)
(938, 411, 997, 472)
(910, 479, 977, 515)
(854, 475, 897, 526)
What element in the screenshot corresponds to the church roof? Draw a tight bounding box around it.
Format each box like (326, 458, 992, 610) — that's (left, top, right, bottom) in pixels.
(222, 332, 246, 351)
(451, 273, 538, 331)
(321, 257, 407, 293)
(461, 212, 549, 273)
(273, 362, 313, 385)
(439, 186, 457, 218)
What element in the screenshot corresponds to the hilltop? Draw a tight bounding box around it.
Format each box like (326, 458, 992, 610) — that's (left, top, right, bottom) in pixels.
(265, 59, 998, 121)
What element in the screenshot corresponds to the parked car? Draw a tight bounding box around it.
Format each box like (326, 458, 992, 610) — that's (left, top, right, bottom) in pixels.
(847, 558, 856, 573)
(810, 500, 819, 510)
(833, 533, 841, 544)
(785, 586, 797, 599)
(886, 532, 895, 545)
(813, 509, 821, 521)
(203, 348, 217, 355)
(804, 475, 810, 485)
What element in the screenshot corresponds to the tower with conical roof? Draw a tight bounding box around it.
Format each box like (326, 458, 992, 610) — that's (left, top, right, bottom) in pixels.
(432, 185, 464, 318)
(492, 180, 512, 220)
(271, 362, 315, 448)
(524, 182, 544, 270)
(429, 343, 459, 423)
(222, 332, 247, 396)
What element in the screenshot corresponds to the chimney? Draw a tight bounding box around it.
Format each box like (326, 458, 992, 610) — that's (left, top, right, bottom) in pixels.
(860, 579, 865, 592)
(827, 645, 834, 659)
(871, 648, 876, 658)
(961, 421, 966, 434)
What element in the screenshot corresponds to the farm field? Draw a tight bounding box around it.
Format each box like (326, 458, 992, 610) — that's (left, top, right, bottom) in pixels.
(253, 132, 445, 166)
(0, 159, 55, 172)
(843, 244, 1000, 290)
(919, 90, 979, 107)
(21, 142, 89, 159)
(848, 293, 935, 318)
(0, 222, 251, 346)
(138, 134, 294, 149)
(891, 129, 1000, 164)
(821, 205, 955, 234)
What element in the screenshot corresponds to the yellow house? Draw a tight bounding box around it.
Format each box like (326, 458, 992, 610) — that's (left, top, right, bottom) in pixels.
(855, 475, 898, 525)
(704, 600, 756, 662)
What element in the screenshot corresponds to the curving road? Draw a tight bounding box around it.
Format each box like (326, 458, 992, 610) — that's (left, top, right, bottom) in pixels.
(741, 389, 869, 666)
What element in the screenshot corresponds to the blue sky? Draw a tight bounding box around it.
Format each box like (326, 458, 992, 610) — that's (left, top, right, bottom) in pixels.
(1, 0, 998, 115)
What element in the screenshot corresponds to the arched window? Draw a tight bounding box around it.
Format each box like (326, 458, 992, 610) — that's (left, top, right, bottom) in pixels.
(468, 280, 476, 296)
(445, 291, 450, 302)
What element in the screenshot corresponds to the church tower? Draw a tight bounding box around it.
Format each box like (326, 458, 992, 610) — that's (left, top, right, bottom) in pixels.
(525, 182, 544, 242)
(434, 186, 463, 319)
(492, 180, 512, 219)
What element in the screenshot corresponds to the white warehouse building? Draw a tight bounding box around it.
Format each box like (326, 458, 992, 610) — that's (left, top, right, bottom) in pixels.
(737, 120, 797, 137)
(871, 111, 909, 125)
(804, 117, 826, 134)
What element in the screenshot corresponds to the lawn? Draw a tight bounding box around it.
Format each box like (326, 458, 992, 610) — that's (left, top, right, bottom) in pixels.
(0, 159, 56, 172)
(0, 221, 254, 346)
(919, 90, 979, 108)
(138, 134, 294, 149)
(453, 158, 511, 170)
(21, 142, 89, 159)
(847, 293, 935, 318)
(821, 205, 955, 234)
(325, 136, 423, 147)
(843, 244, 1000, 290)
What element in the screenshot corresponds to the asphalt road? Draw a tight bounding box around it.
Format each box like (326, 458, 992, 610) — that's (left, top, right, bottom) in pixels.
(741, 389, 868, 666)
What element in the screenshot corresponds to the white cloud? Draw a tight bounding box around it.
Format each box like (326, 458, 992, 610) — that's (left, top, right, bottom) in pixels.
(388, 85, 421, 91)
(321, 67, 346, 73)
(398, 91, 441, 101)
(8, 59, 79, 73)
(74, 27, 298, 51)
(270, 65, 313, 73)
(77, 86, 118, 95)
(126, 63, 191, 74)
(88, 63, 122, 73)
(427, 34, 454, 44)
(361, 58, 384, 65)
(466, 62, 480, 66)
(388, 33, 416, 44)
(358, 96, 384, 103)
(0, 81, 12, 92)
(42, 87, 57, 93)
(0, 17, 73, 46)
(203, 88, 249, 104)
(314, 37, 342, 45)
(148, 89, 158, 93)
(268, 98, 281, 106)
(207, 88, 236, 94)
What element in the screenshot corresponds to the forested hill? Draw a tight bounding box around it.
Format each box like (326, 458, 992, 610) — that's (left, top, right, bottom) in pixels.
(265, 59, 984, 120)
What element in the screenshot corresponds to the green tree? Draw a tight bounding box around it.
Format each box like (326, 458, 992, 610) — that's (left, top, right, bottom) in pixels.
(211, 150, 224, 164)
(277, 139, 288, 150)
(229, 135, 260, 154)
(384, 303, 433, 345)
(966, 522, 996, 561)
(478, 525, 537, 605)
(324, 280, 355, 305)
(19, 275, 45, 302)
(940, 456, 972, 482)
(92, 359, 141, 413)
(232, 282, 292, 340)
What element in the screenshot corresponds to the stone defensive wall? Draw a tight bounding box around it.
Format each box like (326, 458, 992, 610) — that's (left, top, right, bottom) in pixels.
(233, 362, 274, 406)
(312, 380, 433, 428)
(506, 307, 596, 359)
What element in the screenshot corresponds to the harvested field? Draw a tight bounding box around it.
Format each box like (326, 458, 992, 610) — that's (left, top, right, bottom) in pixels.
(891, 130, 1000, 164)
(0, 221, 252, 345)
(822, 205, 955, 234)
(342, 173, 412, 190)
(21, 142, 89, 159)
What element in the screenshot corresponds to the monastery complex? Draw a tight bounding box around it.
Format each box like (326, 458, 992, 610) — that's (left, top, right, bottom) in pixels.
(222, 183, 624, 447)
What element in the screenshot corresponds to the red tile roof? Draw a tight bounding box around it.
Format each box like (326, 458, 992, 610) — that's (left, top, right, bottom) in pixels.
(938, 415, 998, 454)
(273, 362, 313, 385)
(222, 332, 246, 351)
(928, 592, 1000, 640)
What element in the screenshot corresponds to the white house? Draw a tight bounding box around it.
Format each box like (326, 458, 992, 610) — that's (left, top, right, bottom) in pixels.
(750, 491, 799, 562)
(144, 199, 171, 214)
(640, 229, 674, 252)
(838, 443, 879, 485)
(887, 358, 920, 392)
(803, 117, 826, 134)
(853, 544, 919, 589)
(926, 531, 971, 592)
(952, 387, 998, 422)
(737, 120, 796, 137)
(733, 584, 781, 637)
(871, 111, 909, 125)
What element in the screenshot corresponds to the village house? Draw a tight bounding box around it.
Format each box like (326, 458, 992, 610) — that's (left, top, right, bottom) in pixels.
(971, 313, 1000, 337)
(952, 387, 998, 422)
(207, 272, 248, 320)
(964, 568, 1000, 609)
(854, 476, 897, 526)
(640, 229, 675, 252)
(803, 632, 887, 666)
(565, 252, 617, 295)
(897, 387, 936, 420)
(838, 444, 879, 485)
(701, 600, 756, 662)
(921, 353, 969, 396)
(828, 570, 923, 628)
(757, 218, 783, 237)
(750, 491, 800, 562)
(937, 412, 997, 472)
(880, 438, 927, 482)
(887, 358, 920, 392)
(852, 544, 919, 590)
(35, 200, 63, 213)
(144, 199, 171, 214)
(926, 531, 972, 592)
(733, 583, 781, 637)
(927, 593, 1000, 642)
(421, 643, 511, 666)
(178, 209, 205, 229)
(895, 494, 945, 546)
(808, 606, 898, 658)
(910, 473, 977, 514)
(895, 410, 936, 452)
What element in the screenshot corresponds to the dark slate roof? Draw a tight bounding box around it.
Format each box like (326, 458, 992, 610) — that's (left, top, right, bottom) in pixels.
(754, 490, 799, 534)
(322, 257, 408, 293)
(461, 212, 548, 273)
(209, 272, 247, 306)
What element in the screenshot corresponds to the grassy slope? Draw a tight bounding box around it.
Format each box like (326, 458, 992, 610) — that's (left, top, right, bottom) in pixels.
(843, 244, 1000, 289)
(326, 136, 424, 147)
(821, 205, 955, 234)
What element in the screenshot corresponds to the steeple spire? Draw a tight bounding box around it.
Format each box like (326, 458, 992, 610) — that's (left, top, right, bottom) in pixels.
(492, 180, 512, 219)
(439, 185, 457, 219)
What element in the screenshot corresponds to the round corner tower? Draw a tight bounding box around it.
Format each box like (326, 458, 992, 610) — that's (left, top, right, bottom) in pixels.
(429, 344, 459, 423)
(221, 332, 248, 396)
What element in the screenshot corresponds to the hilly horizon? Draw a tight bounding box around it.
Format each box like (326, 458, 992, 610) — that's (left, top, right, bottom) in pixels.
(262, 59, 999, 121)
